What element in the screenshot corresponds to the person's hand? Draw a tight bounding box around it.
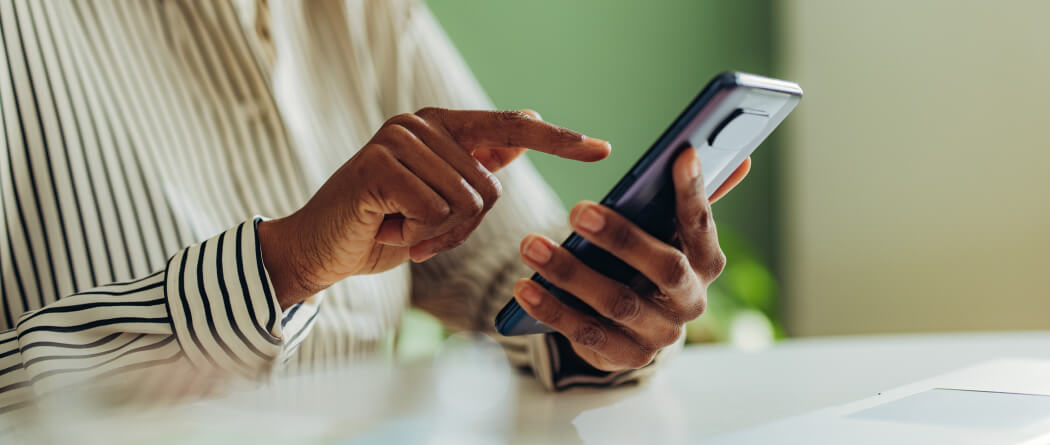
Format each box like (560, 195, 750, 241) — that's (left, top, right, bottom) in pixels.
(512, 148, 750, 371)
(258, 108, 610, 309)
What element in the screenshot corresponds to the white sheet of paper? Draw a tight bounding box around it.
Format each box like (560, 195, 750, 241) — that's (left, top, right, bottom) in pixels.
(849, 388, 1050, 430)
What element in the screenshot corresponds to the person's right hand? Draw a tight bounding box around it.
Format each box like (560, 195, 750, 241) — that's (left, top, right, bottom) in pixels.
(258, 108, 611, 309)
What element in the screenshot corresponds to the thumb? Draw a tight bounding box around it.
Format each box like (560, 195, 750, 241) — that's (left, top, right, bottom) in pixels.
(672, 148, 724, 283)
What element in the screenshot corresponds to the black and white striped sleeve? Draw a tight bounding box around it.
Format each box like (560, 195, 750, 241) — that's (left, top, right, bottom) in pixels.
(0, 218, 314, 414)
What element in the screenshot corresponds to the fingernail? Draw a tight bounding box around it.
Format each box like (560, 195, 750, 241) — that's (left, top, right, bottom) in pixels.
(575, 206, 605, 233)
(584, 136, 612, 150)
(412, 252, 437, 263)
(690, 156, 702, 179)
(523, 236, 553, 264)
(517, 282, 543, 306)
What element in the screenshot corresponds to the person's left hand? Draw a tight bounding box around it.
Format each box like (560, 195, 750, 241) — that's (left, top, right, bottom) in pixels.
(512, 148, 750, 371)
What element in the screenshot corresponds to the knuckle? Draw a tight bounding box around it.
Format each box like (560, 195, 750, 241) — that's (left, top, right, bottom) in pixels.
(680, 205, 714, 233)
(450, 184, 485, 218)
(477, 174, 502, 209)
(354, 146, 398, 177)
(572, 322, 608, 348)
(695, 207, 715, 232)
(496, 110, 531, 122)
(422, 201, 452, 225)
(606, 222, 635, 253)
(681, 291, 708, 321)
(552, 125, 585, 143)
(466, 183, 486, 213)
(606, 286, 641, 323)
(468, 197, 485, 217)
(544, 255, 575, 284)
(414, 107, 446, 120)
(660, 324, 685, 347)
(627, 351, 656, 369)
(380, 124, 417, 148)
(697, 250, 727, 282)
(384, 112, 423, 129)
(463, 194, 484, 218)
(657, 251, 694, 293)
(536, 297, 563, 326)
(358, 144, 393, 165)
(493, 111, 533, 147)
(694, 290, 709, 317)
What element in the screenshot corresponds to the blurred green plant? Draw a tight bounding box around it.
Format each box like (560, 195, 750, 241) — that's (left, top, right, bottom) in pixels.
(397, 308, 447, 362)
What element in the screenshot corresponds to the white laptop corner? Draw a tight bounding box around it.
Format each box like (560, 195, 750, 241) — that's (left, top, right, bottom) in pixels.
(700, 359, 1050, 444)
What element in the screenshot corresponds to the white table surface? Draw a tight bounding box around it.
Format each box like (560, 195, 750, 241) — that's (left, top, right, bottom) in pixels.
(17, 331, 1050, 444)
(512, 331, 1050, 444)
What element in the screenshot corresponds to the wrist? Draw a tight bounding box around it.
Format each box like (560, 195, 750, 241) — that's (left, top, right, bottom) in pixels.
(257, 216, 327, 309)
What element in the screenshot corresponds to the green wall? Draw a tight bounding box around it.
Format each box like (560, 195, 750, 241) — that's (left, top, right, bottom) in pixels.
(427, 0, 778, 267)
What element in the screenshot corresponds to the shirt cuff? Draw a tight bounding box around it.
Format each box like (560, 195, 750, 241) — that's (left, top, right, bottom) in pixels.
(164, 218, 305, 378)
(527, 331, 685, 391)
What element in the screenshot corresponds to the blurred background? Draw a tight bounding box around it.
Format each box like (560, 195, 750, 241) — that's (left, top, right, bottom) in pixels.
(402, 0, 1050, 353)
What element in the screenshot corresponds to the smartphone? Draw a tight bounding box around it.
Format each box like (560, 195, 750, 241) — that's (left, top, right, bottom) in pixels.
(494, 72, 802, 336)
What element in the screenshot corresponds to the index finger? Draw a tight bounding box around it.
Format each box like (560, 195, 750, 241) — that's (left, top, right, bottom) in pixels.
(416, 108, 611, 162)
(708, 156, 751, 203)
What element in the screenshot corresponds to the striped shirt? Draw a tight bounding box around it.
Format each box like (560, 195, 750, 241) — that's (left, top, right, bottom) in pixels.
(0, 0, 671, 415)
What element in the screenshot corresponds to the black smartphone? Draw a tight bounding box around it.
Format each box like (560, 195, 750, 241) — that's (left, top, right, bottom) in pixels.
(494, 72, 802, 336)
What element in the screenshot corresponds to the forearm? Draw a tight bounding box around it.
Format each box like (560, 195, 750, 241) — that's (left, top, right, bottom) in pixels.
(0, 219, 319, 413)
